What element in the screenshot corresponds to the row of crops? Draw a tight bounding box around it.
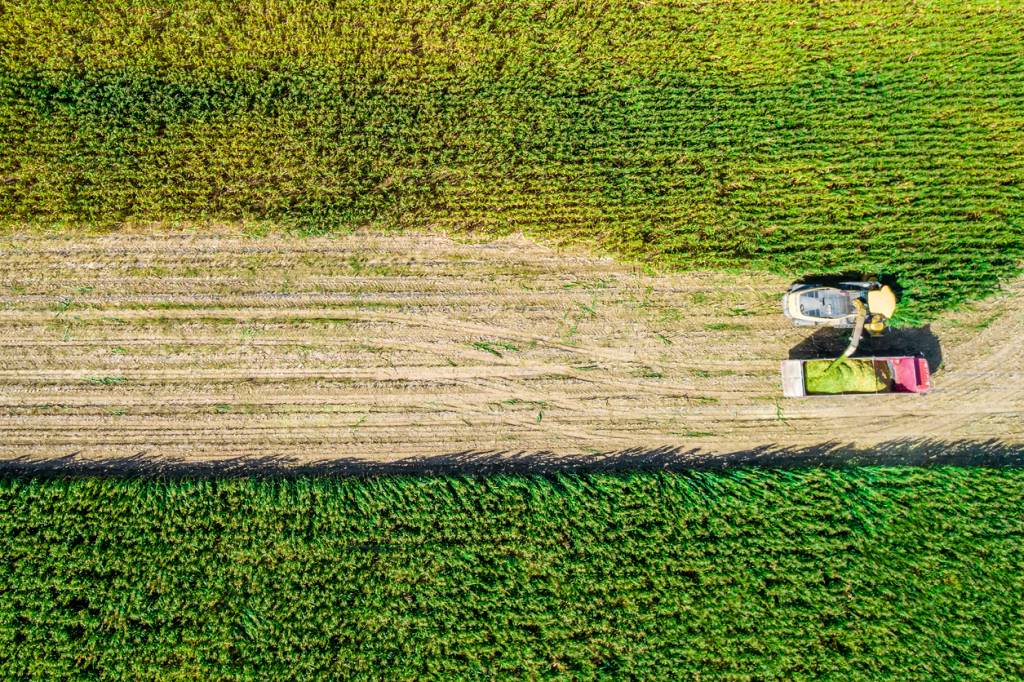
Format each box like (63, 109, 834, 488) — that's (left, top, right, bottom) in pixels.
(3, 1, 1023, 320)
(1, 469, 1022, 678)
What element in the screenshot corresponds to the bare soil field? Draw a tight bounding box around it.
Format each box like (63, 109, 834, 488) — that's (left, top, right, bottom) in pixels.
(0, 229, 1021, 466)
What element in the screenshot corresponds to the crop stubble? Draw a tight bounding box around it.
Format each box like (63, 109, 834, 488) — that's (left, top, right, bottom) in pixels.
(0, 228, 1021, 463)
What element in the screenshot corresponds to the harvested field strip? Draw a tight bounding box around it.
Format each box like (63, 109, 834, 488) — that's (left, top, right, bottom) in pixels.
(0, 230, 1022, 463)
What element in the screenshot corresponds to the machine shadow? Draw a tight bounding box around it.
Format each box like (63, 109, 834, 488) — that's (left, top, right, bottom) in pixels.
(0, 438, 1019, 479)
(788, 324, 942, 372)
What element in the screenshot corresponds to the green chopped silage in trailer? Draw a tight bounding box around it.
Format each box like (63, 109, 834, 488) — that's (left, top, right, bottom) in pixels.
(1, 469, 1023, 679)
(804, 358, 892, 394)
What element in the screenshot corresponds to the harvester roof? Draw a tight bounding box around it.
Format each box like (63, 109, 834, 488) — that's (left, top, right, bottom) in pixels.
(867, 286, 897, 319)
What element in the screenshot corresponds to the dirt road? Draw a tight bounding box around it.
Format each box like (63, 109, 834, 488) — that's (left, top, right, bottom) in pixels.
(0, 228, 1020, 465)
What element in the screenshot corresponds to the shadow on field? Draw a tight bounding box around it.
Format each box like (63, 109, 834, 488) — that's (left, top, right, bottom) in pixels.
(1, 439, 1020, 478)
(788, 325, 942, 372)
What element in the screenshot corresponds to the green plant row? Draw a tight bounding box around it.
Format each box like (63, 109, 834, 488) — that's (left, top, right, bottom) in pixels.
(1, 468, 1023, 679)
(2, 1, 1022, 320)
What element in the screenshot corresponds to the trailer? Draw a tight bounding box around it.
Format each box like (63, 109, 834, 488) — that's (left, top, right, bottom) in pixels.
(781, 356, 931, 398)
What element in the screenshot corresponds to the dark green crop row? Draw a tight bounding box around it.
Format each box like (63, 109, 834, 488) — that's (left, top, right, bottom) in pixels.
(2, 1, 1022, 320)
(1, 469, 1023, 680)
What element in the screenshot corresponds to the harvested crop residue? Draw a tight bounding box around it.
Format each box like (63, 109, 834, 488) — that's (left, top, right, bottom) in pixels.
(0, 227, 1021, 465)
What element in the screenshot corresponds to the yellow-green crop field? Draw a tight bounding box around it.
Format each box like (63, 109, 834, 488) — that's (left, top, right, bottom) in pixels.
(2, 0, 1022, 320)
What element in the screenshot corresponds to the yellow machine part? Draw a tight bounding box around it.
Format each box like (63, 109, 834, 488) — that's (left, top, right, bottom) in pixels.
(867, 286, 897, 319)
(864, 317, 887, 335)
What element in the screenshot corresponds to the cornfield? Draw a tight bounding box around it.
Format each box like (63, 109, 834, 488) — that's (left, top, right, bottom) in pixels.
(2, 5, 1022, 674)
(1, 469, 1022, 679)
(2, 1, 1022, 320)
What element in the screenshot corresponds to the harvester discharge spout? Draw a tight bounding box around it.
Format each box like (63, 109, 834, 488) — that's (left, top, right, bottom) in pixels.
(841, 300, 867, 359)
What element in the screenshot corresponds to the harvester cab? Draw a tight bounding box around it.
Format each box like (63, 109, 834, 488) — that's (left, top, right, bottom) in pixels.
(864, 287, 896, 333)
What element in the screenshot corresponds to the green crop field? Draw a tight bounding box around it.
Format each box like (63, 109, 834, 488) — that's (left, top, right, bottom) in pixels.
(1, 469, 1023, 679)
(2, 1, 1023, 321)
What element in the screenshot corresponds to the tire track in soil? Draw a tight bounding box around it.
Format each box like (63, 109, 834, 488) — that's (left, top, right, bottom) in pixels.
(0, 227, 1020, 463)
